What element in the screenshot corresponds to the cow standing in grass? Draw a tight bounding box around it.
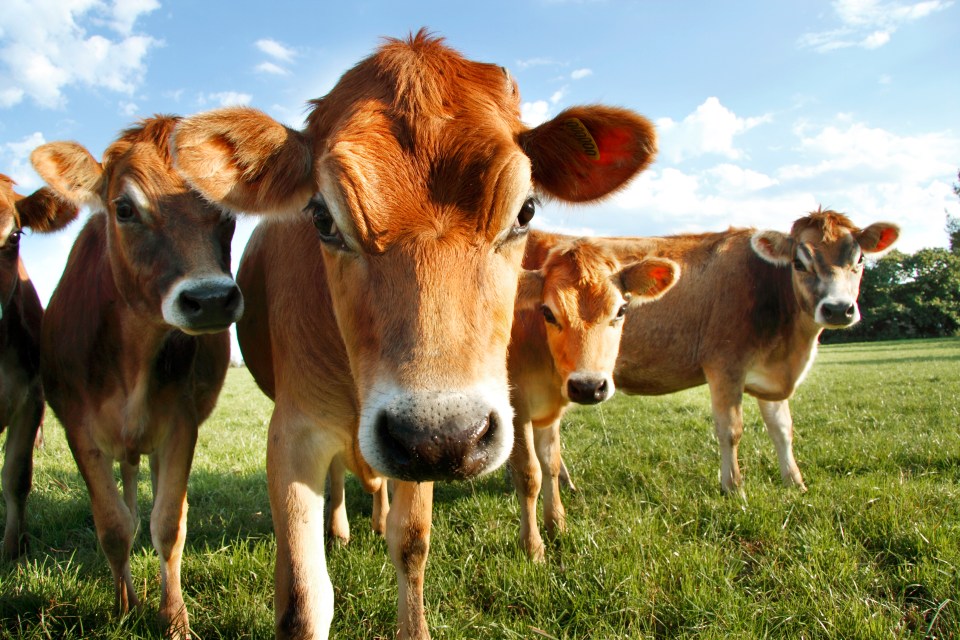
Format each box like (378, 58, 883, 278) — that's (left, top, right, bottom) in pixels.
(0, 175, 77, 560)
(171, 31, 657, 640)
(31, 116, 243, 639)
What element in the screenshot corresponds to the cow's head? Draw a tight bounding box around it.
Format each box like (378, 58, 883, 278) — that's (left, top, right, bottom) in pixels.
(517, 239, 678, 404)
(0, 174, 78, 320)
(171, 32, 657, 481)
(751, 208, 899, 329)
(31, 117, 243, 335)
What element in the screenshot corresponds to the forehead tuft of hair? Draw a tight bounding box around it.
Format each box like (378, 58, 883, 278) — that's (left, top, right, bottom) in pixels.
(791, 207, 858, 242)
(304, 28, 520, 142)
(103, 114, 181, 169)
(544, 238, 621, 287)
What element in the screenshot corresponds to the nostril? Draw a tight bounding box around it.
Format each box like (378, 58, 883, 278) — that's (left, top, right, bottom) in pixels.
(595, 379, 608, 401)
(477, 411, 497, 448)
(223, 285, 242, 313)
(178, 290, 203, 315)
(376, 412, 411, 467)
(844, 304, 855, 318)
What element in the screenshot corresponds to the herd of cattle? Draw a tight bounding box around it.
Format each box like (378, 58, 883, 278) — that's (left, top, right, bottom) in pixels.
(0, 31, 899, 640)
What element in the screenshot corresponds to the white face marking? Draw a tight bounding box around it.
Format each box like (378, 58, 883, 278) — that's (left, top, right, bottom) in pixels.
(122, 179, 153, 223)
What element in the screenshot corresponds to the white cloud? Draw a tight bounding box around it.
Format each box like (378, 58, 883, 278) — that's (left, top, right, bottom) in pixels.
(256, 61, 289, 76)
(0, 0, 160, 108)
(201, 91, 253, 107)
(521, 100, 551, 127)
(798, 0, 952, 52)
(656, 97, 772, 163)
(1, 132, 47, 188)
(571, 68, 592, 80)
(256, 38, 296, 62)
(119, 100, 139, 116)
(707, 164, 779, 193)
(514, 57, 556, 70)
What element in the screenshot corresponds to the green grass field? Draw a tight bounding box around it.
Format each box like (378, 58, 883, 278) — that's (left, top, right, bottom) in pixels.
(1, 338, 958, 639)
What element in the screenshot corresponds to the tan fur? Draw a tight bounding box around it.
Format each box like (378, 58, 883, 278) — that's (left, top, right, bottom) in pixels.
(34, 117, 242, 639)
(175, 31, 658, 639)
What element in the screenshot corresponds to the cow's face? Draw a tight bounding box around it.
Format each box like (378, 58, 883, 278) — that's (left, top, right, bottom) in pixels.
(172, 33, 658, 482)
(31, 118, 242, 335)
(518, 240, 678, 404)
(0, 175, 77, 320)
(751, 210, 899, 329)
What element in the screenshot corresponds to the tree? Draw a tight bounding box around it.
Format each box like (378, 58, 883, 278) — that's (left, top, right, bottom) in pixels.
(951, 170, 960, 254)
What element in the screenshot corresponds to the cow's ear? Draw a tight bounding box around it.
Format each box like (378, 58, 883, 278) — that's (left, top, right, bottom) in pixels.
(857, 222, 899, 256)
(515, 269, 545, 311)
(172, 107, 314, 216)
(750, 230, 793, 266)
(30, 142, 104, 210)
(520, 106, 656, 203)
(15, 187, 79, 233)
(621, 258, 679, 303)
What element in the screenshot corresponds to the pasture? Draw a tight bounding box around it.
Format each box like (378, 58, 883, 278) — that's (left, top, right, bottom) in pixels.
(1, 337, 958, 639)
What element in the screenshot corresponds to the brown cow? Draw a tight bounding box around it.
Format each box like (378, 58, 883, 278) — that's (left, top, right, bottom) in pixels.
(508, 233, 678, 560)
(171, 31, 657, 639)
(0, 175, 77, 559)
(32, 116, 243, 639)
(531, 210, 899, 551)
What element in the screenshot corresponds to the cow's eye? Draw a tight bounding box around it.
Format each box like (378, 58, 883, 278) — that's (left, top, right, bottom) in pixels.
(541, 304, 559, 326)
(114, 197, 138, 223)
(615, 303, 629, 319)
(306, 197, 347, 250)
(513, 197, 537, 235)
(5, 229, 21, 248)
(792, 257, 807, 272)
(856, 252, 865, 266)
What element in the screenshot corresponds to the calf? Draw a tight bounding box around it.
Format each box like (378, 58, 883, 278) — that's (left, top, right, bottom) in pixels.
(31, 116, 243, 638)
(508, 233, 678, 560)
(0, 175, 77, 559)
(171, 31, 657, 639)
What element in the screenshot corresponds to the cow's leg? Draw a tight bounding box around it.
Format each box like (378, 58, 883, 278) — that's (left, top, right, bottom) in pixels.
(534, 418, 566, 539)
(121, 459, 140, 534)
(706, 376, 746, 496)
(510, 417, 544, 561)
(67, 425, 140, 614)
(387, 480, 433, 640)
(757, 399, 806, 490)
(325, 455, 350, 545)
(270, 407, 336, 640)
(371, 480, 389, 537)
(149, 423, 198, 640)
(1, 393, 43, 559)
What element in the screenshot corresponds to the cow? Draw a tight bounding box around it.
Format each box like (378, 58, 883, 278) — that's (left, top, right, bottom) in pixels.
(528, 210, 899, 553)
(31, 116, 244, 639)
(0, 175, 77, 559)
(507, 233, 679, 560)
(170, 31, 657, 640)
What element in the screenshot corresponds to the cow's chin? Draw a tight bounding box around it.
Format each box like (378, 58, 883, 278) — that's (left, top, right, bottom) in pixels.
(357, 379, 515, 483)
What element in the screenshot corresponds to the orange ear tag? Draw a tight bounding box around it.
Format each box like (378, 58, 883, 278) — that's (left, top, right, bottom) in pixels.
(563, 118, 601, 161)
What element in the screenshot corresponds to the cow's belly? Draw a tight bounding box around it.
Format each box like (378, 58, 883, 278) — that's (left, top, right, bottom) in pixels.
(613, 364, 707, 396)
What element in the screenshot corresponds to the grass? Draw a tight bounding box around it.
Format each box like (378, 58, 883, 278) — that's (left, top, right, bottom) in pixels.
(1, 337, 958, 639)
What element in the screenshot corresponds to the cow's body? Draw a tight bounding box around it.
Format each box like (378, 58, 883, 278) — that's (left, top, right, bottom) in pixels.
(172, 32, 657, 639)
(33, 117, 243, 638)
(0, 176, 77, 559)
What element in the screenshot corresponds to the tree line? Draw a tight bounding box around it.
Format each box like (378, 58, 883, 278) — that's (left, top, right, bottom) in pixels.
(824, 170, 960, 343)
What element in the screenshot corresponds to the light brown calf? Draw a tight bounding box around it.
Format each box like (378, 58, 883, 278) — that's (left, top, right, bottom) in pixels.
(540, 210, 899, 525)
(32, 116, 244, 638)
(171, 31, 657, 639)
(508, 232, 678, 560)
(0, 175, 77, 559)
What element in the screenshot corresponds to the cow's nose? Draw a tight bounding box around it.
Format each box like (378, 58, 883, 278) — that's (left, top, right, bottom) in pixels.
(373, 403, 501, 482)
(821, 301, 856, 325)
(174, 279, 244, 331)
(566, 376, 610, 405)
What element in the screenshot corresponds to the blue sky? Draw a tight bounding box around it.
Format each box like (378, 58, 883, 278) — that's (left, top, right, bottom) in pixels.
(2, 0, 958, 327)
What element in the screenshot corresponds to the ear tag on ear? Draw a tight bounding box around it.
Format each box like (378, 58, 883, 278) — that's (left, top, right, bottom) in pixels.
(563, 118, 601, 161)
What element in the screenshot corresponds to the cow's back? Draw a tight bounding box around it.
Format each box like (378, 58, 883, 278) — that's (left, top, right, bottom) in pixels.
(602, 230, 795, 395)
(236, 218, 357, 422)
